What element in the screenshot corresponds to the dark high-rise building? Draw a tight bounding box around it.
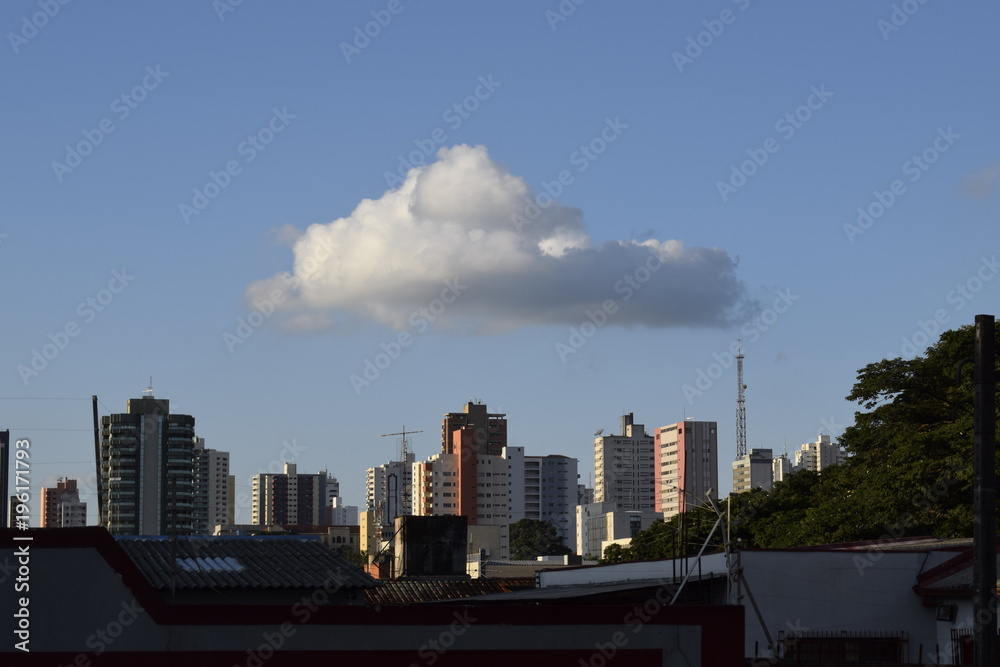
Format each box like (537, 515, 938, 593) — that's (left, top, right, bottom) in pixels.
(0, 430, 8, 528)
(441, 401, 507, 456)
(99, 394, 196, 535)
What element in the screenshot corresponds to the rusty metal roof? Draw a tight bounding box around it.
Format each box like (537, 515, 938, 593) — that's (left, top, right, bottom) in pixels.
(118, 535, 378, 591)
(365, 578, 535, 605)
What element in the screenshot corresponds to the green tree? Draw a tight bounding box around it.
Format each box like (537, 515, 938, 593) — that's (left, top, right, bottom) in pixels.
(603, 321, 1000, 558)
(509, 519, 573, 560)
(735, 321, 999, 547)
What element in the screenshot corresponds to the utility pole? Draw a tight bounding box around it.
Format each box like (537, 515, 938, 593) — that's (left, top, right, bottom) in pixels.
(973, 315, 996, 666)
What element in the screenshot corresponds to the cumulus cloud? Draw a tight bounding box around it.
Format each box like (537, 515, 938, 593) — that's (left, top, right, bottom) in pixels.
(961, 163, 1000, 199)
(245, 144, 754, 333)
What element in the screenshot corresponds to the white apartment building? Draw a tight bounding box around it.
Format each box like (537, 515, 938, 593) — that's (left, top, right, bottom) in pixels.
(575, 500, 660, 558)
(412, 450, 510, 559)
(192, 438, 231, 535)
(594, 413, 657, 513)
(366, 452, 415, 529)
(794, 434, 844, 472)
(773, 452, 792, 483)
(504, 446, 577, 549)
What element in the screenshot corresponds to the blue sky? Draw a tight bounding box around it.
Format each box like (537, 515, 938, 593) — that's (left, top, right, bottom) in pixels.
(3, 1, 998, 526)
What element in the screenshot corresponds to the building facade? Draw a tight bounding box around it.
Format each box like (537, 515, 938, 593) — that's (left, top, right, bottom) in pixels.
(40, 478, 87, 528)
(413, 443, 510, 558)
(192, 438, 230, 535)
(594, 413, 657, 513)
(575, 500, 660, 558)
(772, 452, 792, 483)
(656, 420, 718, 519)
(441, 401, 507, 456)
(732, 448, 774, 494)
(365, 452, 415, 530)
(794, 434, 843, 472)
(251, 463, 337, 528)
(99, 395, 196, 535)
(504, 447, 578, 549)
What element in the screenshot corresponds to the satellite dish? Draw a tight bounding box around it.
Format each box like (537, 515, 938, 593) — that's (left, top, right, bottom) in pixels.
(594, 428, 604, 436)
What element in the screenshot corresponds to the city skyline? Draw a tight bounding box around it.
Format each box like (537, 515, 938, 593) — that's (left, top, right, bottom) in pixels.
(3, 3, 998, 527)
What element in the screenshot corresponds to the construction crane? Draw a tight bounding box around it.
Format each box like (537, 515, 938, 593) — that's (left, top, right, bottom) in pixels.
(736, 339, 747, 459)
(380, 427, 422, 519)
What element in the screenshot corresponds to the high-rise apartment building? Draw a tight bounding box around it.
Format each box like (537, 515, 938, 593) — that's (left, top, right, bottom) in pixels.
(794, 435, 843, 472)
(442, 401, 507, 456)
(773, 452, 792, 484)
(504, 447, 577, 548)
(192, 438, 230, 535)
(594, 413, 657, 513)
(656, 420, 718, 519)
(732, 448, 774, 494)
(99, 394, 196, 535)
(365, 452, 416, 530)
(40, 478, 87, 528)
(415, 408, 511, 559)
(251, 463, 337, 527)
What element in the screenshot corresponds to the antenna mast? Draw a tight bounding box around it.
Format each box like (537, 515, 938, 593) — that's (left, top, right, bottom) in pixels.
(380, 427, 423, 517)
(736, 340, 747, 459)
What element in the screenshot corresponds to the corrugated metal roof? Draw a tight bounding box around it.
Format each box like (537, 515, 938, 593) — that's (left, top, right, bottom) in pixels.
(919, 552, 1000, 591)
(117, 536, 377, 590)
(365, 578, 535, 605)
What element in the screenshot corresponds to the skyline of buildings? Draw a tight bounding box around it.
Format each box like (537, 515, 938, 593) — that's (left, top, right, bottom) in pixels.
(14, 394, 844, 557)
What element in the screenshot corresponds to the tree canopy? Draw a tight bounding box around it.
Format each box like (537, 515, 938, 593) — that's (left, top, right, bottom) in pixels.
(603, 321, 1000, 563)
(509, 519, 573, 560)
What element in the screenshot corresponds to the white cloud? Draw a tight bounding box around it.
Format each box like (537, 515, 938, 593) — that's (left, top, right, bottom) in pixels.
(245, 144, 754, 333)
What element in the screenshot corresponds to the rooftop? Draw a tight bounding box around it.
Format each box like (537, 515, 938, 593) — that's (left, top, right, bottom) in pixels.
(117, 535, 377, 591)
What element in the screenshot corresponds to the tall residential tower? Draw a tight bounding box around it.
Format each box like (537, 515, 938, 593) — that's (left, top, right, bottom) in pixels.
(99, 394, 197, 535)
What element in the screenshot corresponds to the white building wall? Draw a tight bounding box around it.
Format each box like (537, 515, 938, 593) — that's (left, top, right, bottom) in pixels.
(538, 548, 961, 662)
